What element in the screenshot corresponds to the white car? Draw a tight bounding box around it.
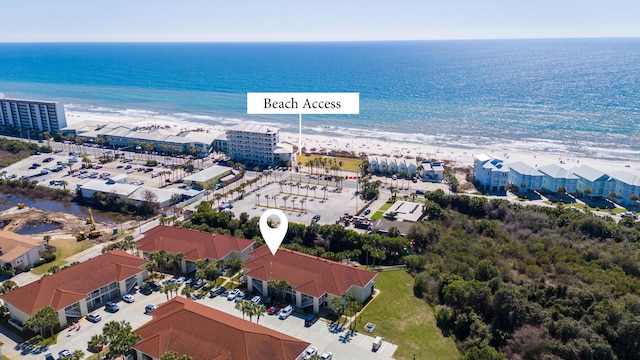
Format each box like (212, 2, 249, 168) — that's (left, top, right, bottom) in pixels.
(122, 294, 135, 303)
(320, 352, 333, 360)
(227, 289, 241, 301)
(304, 346, 318, 359)
(279, 305, 293, 319)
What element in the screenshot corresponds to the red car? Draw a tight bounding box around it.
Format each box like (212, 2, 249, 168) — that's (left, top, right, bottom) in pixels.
(268, 304, 281, 315)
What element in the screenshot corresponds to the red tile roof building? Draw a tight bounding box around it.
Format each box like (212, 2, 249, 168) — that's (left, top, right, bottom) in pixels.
(133, 297, 309, 360)
(0, 250, 147, 328)
(244, 246, 377, 313)
(137, 225, 255, 273)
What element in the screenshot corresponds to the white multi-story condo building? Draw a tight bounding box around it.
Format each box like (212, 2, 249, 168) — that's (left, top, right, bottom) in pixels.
(538, 164, 579, 193)
(473, 154, 509, 192)
(226, 124, 292, 167)
(609, 171, 640, 206)
(572, 164, 616, 198)
(0, 98, 67, 134)
(508, 161, 543, 192)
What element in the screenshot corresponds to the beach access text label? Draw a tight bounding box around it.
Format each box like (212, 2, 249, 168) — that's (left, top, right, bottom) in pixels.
(247, 92, 359, 115)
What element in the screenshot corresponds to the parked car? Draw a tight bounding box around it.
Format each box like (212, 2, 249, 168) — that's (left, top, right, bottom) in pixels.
(279, 305, 294, 319)
(104, 302, 120, 313)
(149, 281, 162, 291)
(122, 294, 135, 303)
(227, 289, 241, 301)
(304, 346, 318, 359)
(311, 215, 321, 223)
(320, 352, 333, 360)
(364, 209, 371, 215)
(86, 313, 102, 323)
(140, 285, 153, 295)
(58, 349, 72, 358)
(268, 304, 281, 315)
(175, 276, 186, 284)
(192, 279, 206, 290)
(234, 291, 247, 302)
(44, 353, 55, 360)
(250, 295, 262, 304)
(209, 286, 226, 297)
(145, 304, 157, 313)
(304, 313, 320, 327)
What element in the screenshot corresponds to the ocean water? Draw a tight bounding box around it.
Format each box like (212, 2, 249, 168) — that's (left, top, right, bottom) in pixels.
(0, 39, 639, 160)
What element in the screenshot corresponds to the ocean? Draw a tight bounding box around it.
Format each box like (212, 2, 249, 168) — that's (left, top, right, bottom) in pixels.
(0, 39, 639, 160)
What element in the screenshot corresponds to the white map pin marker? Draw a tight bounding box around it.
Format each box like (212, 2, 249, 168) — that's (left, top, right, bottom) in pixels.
(259, 209, 288, 256)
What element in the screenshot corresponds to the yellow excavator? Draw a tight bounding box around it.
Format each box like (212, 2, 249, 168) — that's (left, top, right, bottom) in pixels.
(77, 208, 101, 241)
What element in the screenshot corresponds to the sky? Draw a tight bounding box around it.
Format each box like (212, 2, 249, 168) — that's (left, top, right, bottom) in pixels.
(1, 0, 639, 42)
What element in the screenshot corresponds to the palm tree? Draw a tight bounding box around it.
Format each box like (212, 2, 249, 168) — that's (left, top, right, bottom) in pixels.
(321, 186, 328, 200)
(608, 192, 619, 201)
(296, 182, 302, 195)
(255, 193, 261, 206)
(311, 185, 317, 198)
(181, 285, 195, 299)
(520, 182, 527, 193)
(273, 194, 279, 209)
(235, 300, 250, 319)
(584, 187, 592, 199)
(253, 304, 267, 324)
(282, 195, 289, 211)
(265, 194, 270, 208)
(300, 198, 305, 213)
(290, 197, 295, 211)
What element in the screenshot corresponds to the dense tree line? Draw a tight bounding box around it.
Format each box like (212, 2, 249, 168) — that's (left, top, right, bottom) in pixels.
(407, 190, 640, 360)
(177, 201, 410, 266)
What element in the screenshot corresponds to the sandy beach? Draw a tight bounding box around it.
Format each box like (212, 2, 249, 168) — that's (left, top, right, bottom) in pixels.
(66, 109, 640, 174)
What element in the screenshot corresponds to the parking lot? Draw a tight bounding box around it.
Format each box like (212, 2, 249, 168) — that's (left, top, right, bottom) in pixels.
(199, 293, 397, 359)
(1, 276, 396, 360)
(0, 149, 203, 194)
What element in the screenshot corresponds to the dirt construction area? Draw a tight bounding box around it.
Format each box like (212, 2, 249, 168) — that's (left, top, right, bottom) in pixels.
(0, 205, 114, 241)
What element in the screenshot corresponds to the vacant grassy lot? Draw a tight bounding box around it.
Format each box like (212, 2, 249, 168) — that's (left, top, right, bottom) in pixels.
(31, 237, 93, 275)
(297, 154, 363, 172)
(0, 149, 32, 168)
(356, 270, 459, 360)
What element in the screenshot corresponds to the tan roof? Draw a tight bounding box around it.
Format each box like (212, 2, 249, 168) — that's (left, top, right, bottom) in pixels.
(0, 250, 146, 315)
(245, 246, 377, 298)
(0, 230, 44, 262)
(134, 297, 309, 360)
(138, 226, 254, 262)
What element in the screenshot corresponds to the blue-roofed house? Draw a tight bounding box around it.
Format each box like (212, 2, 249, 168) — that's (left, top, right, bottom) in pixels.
(508, 161, 543, 192)
(571, 165, 616, 198)
(473, 154, 509, 192)
(609, 171, 640, 206)
(538, 164, 579, 193)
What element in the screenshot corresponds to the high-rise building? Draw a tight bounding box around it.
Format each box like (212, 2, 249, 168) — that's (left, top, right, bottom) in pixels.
(226, 124, 292, 166)
(0, 98, 67, 134)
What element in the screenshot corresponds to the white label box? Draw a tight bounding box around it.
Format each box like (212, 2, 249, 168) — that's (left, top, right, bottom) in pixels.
(247, 92, 359, 114)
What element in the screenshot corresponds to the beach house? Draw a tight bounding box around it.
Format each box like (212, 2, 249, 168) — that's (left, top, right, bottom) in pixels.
(420, 161, 444, 182)
(0, 250, 147, 329)
(473, 154, 509, 192)
(368, 156, 417, 176)
(244, 246, 377, 314)
(0, 231, 46, 271)
(609, 171, 640, 206)
(133, 297, 309, 360)
(572, 165, 616, 198)
(538, 164, 579, 193)
(136, 225, 255, 274)
(508, 161, 543, 192)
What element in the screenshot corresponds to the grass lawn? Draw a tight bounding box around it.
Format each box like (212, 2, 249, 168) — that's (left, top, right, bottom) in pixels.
(297, 154, 363, 172)
(371, 200, 395, 220)
(31, 237, 93, 275)
(356, 270, 459, 360)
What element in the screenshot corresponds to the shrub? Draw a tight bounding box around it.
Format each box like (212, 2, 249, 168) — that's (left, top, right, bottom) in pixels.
(43, 252, 57, 263)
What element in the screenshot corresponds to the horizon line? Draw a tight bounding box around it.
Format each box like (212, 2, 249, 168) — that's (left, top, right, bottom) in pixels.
(1, 35, 639, 44)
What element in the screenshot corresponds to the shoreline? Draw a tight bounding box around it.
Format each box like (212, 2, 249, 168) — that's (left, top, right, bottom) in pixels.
(65, 109, 640, 174)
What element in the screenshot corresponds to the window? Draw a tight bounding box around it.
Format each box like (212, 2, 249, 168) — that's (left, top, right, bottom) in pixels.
(16, 257, 24, 265)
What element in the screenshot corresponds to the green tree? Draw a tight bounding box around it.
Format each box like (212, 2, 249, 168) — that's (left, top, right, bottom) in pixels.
(25, 306, 58, 338)
(235, 300, 250, 319)
(0, 280, 19, 294)
(102, 320, 140, 356)
(160, 351, 193, 360)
